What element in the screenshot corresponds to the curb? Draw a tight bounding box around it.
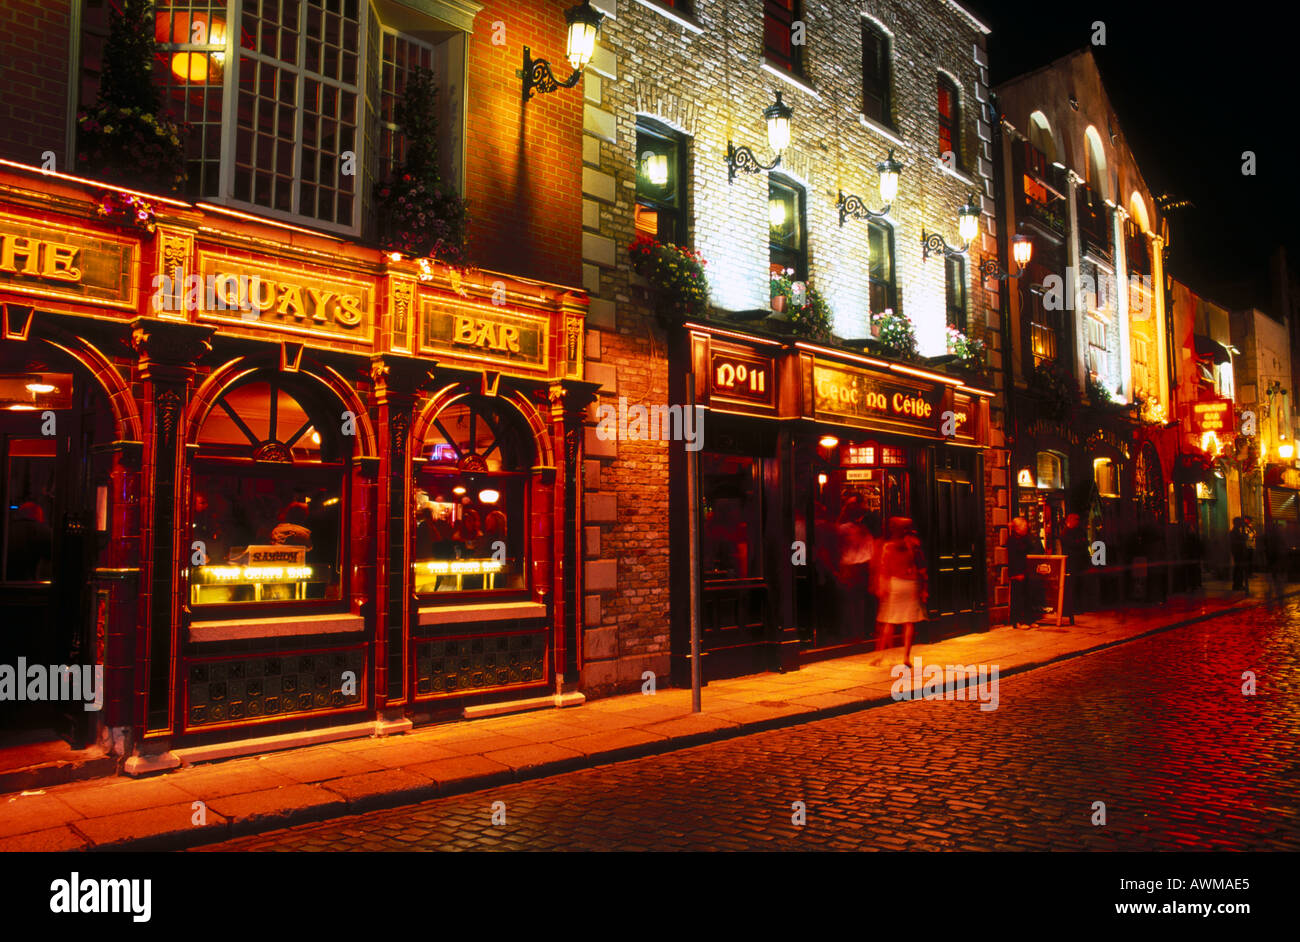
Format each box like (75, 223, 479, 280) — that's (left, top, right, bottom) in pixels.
(55, 591, 1295, 852)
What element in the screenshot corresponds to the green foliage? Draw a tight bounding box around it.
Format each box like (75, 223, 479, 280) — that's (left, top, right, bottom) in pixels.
(1029, 359, 1079, 420)
(629, 234, 709, 318)
(376, 68, 470, 265)
(76, 0, 186, 193)
(770, 270, 833, 341)
(870, 309, 918, 360)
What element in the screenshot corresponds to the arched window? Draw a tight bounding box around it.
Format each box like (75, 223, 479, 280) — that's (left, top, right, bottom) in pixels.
(1084, 126, 1108, 200)
(189, 374, 351, 608)
(414, 396, 533, 596)
(1027, 111, 1056, 165)
(937, 74, 961, 167)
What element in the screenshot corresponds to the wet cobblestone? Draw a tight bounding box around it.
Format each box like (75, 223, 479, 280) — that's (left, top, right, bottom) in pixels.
(204, 600, 1300, 851)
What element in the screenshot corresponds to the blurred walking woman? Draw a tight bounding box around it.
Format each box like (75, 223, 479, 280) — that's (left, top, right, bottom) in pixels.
(872, 516, 927, 665)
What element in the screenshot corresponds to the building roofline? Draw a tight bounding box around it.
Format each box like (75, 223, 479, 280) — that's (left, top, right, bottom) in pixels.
(944, 0, 991, 35)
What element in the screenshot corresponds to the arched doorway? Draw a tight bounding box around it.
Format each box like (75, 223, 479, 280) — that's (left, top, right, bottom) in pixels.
(0, 339, 116, 744)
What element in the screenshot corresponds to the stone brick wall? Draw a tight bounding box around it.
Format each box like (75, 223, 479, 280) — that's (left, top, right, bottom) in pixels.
(577, 0, 1009, 692)
(0, 0, 73, 167)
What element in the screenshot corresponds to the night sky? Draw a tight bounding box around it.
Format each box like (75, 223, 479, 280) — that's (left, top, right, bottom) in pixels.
(963, 1, 1289, 310)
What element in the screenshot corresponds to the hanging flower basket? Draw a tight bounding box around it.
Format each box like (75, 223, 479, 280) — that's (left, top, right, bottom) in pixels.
(96, 190, 157, 236)
(770, 270, 833, 342)
(869, 309, 918, 360)
(628, 234, 710, 322)
(1028, 359, 1078, 420)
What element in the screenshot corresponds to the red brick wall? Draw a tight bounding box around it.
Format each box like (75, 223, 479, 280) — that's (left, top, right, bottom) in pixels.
(0, 0, 73, 167)
(465, 0, 582, 287)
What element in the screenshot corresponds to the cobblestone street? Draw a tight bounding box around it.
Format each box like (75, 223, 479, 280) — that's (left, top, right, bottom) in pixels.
(201, 598, 1300, 851)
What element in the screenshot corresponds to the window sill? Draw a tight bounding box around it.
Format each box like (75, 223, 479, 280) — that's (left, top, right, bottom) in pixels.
(630, 0, 704, 34)
(418, 601, 547, 626)
(188, 612, 365, 643)
(761, 61, 819, 99)
(858, 114, 905, 147)
(934, 157, 976, 187)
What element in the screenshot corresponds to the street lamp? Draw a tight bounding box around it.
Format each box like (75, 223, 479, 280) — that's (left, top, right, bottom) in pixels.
(520, 1, 606, 102)
(725, 91, 794, 183)
(837, 149, 904, 226)
(981, 234, 1034, 281)
(922, 192, 982, 260)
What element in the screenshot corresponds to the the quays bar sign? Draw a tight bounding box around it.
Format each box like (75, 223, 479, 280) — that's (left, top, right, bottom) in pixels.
(811, 360, 947, 435)
(420, 297, 547, 371)
(0, 215, 137, 309)
(195, 252, 375, 342)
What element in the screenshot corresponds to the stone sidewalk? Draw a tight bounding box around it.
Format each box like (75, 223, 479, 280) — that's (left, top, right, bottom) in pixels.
(0, 580, 1286, 852)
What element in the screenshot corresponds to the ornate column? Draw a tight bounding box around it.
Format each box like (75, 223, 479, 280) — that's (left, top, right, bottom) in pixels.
(126, 317, 213, 765)
(370, 354, 434, 724)
(547, 380, 599, 694)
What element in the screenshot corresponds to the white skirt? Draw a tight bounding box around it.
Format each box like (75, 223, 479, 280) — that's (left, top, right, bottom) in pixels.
(877, 577, 925, 624)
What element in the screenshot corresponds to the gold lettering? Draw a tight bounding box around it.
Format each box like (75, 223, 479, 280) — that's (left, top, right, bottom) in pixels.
(501, 326, 520, 353)
(250, 277, 275, 312)
(40, 242, 81, 282)
(453, 315, 476, 344)
(0, 236, 40, 275)
(275, 284, 307, 320)
(306, 288, 335, 324)
(474, 320, 497, 349)
(335, 292, 364, 327)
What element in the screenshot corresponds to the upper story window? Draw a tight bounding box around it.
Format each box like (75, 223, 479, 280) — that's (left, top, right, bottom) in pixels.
(763, 0, 803, 77)
(80, 0, 466, 236)
(937, 74, 961, 167)
(868, 219, 897, 314)
(635, 118, 687, 245)
(861, 20, 891, 126)
(945, 255, 966, 330)
(768, 175, 806, 280)
(1036, 451, 1065, 490)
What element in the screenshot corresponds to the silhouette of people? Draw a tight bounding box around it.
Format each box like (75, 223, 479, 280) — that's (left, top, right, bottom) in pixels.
(835, 496, 874, 640)
(7, 501, 52, 581)
(1061, 512, 1088, 625)
(1008, 515, 1044, 628)
(1230, 516, 1249, 592)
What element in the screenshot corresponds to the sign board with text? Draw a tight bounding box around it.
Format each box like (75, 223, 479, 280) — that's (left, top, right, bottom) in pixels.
(1190, 398, 1234, 436)
(420, 297, 547, 373)
(810, 360, 946, 436)
(1026, 554, 1067, 627)
(0, 213, 138, 310)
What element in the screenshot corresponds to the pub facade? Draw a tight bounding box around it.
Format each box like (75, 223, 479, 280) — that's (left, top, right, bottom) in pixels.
(0, 0, 596, 769)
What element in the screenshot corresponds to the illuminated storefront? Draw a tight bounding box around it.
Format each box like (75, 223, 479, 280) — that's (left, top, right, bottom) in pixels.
(0, 163, 593, 760)
(668, 323, 994, 683)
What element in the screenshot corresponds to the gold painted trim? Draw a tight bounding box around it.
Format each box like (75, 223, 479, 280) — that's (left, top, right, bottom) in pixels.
(0, 210, 140, 311)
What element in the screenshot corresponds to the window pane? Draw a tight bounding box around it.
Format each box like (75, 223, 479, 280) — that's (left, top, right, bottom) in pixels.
(189, 468, 343, 605)
(412, 476, 526, 594)
(701, 454, 763, 579)
(4, 440, 56, 582)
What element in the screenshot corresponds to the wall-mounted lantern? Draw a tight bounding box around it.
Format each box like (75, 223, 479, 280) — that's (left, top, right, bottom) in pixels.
(837, 149, 903, 226)
(520, 0, 606, 102)
(921, 192, 982, 260)
(725, 91, 793, 184)
(981, 234, 1034, 280)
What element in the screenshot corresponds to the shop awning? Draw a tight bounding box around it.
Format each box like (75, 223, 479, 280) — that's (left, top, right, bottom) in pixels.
(1193, 334, 1232, 364)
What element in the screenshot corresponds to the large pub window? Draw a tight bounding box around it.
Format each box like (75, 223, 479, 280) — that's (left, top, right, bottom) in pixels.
(861, 20, 892, 126)
(414, 397, 531, 597)
(769, 175, 807, 280)
(635, 118, 687, 245)
(937, 73, 961, 167)
(868, 218, 897, 314)
(189, 375, 350, 609)
(763, 0, 803, 76)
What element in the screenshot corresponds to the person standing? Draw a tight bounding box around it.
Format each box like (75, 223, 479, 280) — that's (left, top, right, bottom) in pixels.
(1244, 516, 1258, 588)
(1265, 521, 1288, 599)
(1008, 516, 1044, 629)
(871, 516, 926, 665)
(1230, 517, 1249, 592)
(1060, 512, 1088, 626)
(835, 498, 874, 641)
